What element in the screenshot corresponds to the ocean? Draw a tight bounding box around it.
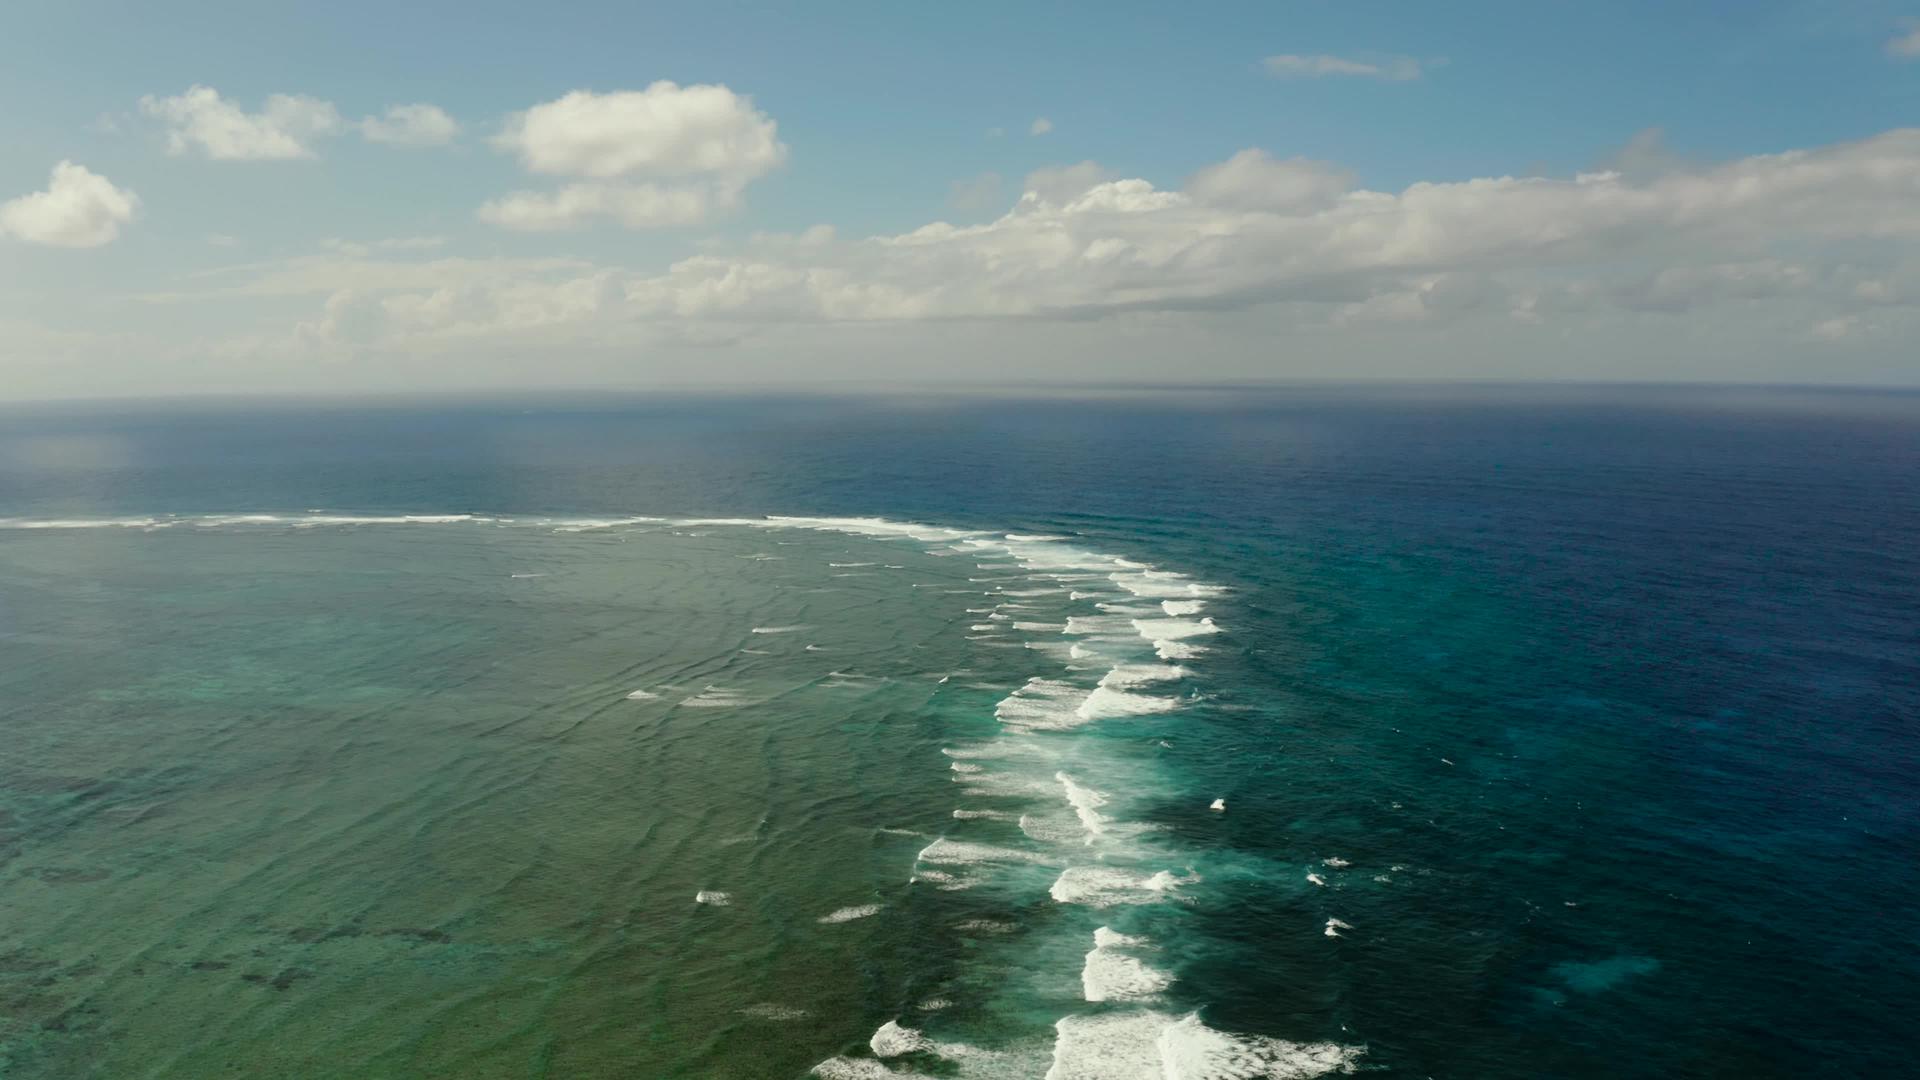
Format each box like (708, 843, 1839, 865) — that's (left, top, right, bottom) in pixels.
(0, 386, 1915, 1079)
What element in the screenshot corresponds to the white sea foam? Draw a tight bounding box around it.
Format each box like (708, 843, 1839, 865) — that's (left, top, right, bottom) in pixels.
(694, 890, 731, 906)
(681, 687, 751, 708)
(917, 839, 1043, 866)
(1020, 812, 1083, 845)
(1047, 1014, 1164, 1080)
(1156, 1013, 1364, 1079)
(1131, 617, 1221, 641)
(1056, 772, 1110, 840)
(1065, 615, 1138, 636)
(1076, 685, 1179, 721)
(994, 678, 1092, 731)
(1083, 929, 1172, 1002)
(1154, 639, 1205, 660)
(296, 513, 489, 526)
(624, 690, 660, 700)
(870, 1020, 932, 1057)
(1100, 664, 1189, 687)
(1050, 866, 1194, 907)
(0, 516, 168, 530)
(1046, 1012, 1360, 1080)
(1161, 599, 1206, 616)
(1324, 918, 1351, 937)
(812, 1058, 905, 1079)
(750, 624, 810, 634)
(819, 904, 883, 924)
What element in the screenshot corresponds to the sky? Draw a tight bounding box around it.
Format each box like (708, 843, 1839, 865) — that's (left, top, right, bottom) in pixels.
(3, 0, 1920, 400)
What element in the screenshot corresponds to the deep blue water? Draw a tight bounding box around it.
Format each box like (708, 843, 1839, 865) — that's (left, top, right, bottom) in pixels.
(2, 385, 1917, 1078)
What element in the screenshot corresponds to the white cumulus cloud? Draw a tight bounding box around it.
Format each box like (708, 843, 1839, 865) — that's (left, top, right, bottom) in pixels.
(0, 161, 140, 248)
(483, 82, 785, 230)
(1264, 53, 1426, 81)
(140, 86, 345, 160)
(1030, 116, 1054, 136)
(361, 103, 459, 146)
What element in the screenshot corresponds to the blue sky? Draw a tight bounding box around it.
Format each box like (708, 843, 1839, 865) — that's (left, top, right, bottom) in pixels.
(3, 1, 1919, 397)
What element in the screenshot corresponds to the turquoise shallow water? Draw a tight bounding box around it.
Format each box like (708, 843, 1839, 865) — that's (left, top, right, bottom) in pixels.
(1, 515, 1345, 1078)
(2, 390, 1917, 1078)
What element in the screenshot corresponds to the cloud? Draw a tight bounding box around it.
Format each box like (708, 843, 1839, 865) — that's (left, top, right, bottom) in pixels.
(0, 161, 139, 247)
(1030, 116, 1053, 136)
(948, 172, 1003, 212)
(1263, 53, 1426, 81)
(140, 86, 345, 160)
(1021, 161, 1114, 204)
(141, 126, 1920, 380)
(1185, 149, 1352, 211)
(1811, 316, 1856, 340)
(361, 103, 459, 146)
(479, 183, 722, 230)
(1889, 21, 1920, 58)
(491, 84, 784, 179)
(617, 126, 1920, 324)
(483, 82, 784, 230)
(1594, 127, 1695, 181)
(320, 236, 448, 256)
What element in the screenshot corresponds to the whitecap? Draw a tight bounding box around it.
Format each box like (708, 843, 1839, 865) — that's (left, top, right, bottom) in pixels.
(1131, 617, 1222, 641)
(819, 904, 884, 924)
(917, 839, 1043, 866)
(1050, 866, 1195, 907)
(870, 1020, 932, 1057)
(694, 890, 732, 906)
(1156, 1012, 1364, 1079)
(1056, 772, 1111, 840)
(1083, 929, 1173, 1002)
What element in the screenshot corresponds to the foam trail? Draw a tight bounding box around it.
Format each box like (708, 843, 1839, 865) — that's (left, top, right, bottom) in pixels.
(819, 904, 883, 924)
